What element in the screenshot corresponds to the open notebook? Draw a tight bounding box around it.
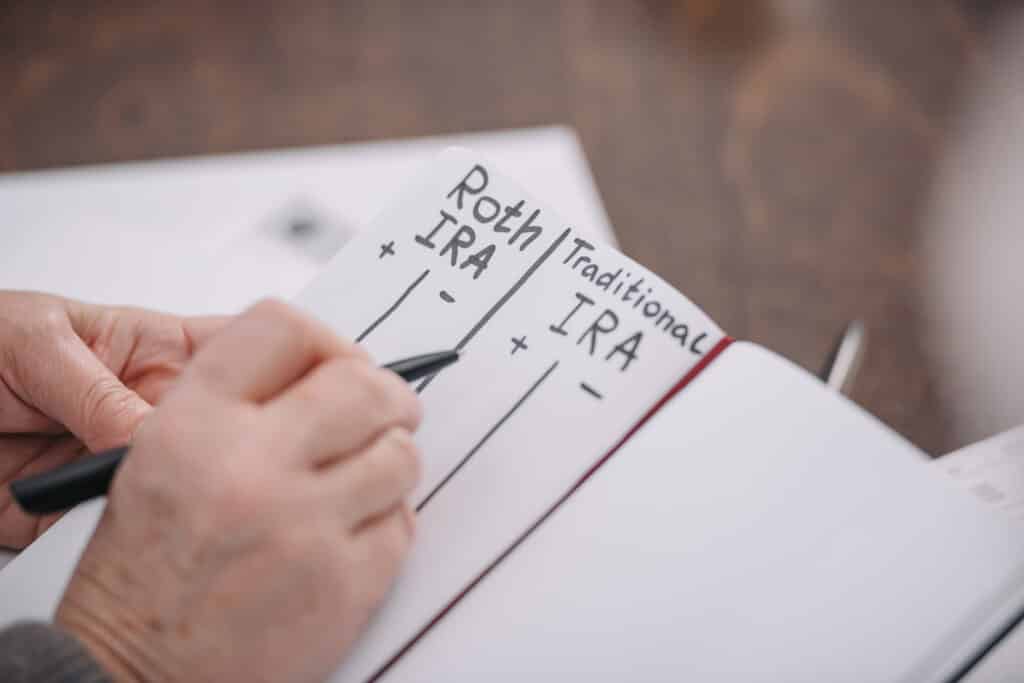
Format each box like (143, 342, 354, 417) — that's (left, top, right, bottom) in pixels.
(4, 148, 1024, 681)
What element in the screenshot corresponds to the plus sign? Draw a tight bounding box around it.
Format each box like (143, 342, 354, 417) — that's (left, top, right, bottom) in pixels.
(510, 335, 528, 355)
(379, 241, 396, 259)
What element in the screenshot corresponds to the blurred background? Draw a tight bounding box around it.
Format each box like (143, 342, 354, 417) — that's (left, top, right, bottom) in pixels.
(2, 1, 1021, 455)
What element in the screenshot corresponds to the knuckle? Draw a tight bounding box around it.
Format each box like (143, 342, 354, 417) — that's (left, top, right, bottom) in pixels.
(343, 355, 379, 392)
(333, 516, 414, 612)
(285, 370, 326, 414)
(381, 515, 413, 565)
(246, 298, 314, 343)
(247, 297, 296, 325)
(396, 382, 423, 430)
(347, 341, 373, 363)
(370, 369, 422, 430)
(248, 299, 329, 349)
(400, 504, 417, 541)
(334, 545, 387, 618)
(78, 376, 135, 439)
(383, 428, 421, 491)
(347, 360, 395, 414)
(329, 357, 423, 431)
(38, 306, 72, 337)
(363, 523, 411, 585)
(12, 308, 72, 379)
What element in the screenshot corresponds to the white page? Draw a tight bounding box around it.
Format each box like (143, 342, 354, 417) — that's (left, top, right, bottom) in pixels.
(0, 126, 613, 572)
(0, 125, 613, 318)
(931, 426, 1024, 682)
(378, 342, 1024, 682)
(933, 425, 1024, 523)
(0, 501, 104, 615)
(293, 148, 723, 682)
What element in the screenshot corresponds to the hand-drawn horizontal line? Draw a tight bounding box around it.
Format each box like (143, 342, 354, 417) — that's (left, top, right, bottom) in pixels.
(580, 382, 603, 399)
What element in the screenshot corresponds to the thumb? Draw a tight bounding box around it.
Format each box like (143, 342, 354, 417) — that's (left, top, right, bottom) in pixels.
(20, 332, 152, 452)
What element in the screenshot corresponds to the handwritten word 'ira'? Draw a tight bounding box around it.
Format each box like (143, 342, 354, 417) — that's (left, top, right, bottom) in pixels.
(413, 165, 545, 280)
(549, 292, 643, 371)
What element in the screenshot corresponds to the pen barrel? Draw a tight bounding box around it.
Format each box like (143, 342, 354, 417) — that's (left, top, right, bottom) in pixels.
(10, 447, 128, 515)
(7, 350, 458, 516)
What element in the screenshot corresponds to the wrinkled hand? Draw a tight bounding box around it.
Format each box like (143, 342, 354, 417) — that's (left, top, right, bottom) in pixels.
(0, 291, 228, 548)
(56, 300, 422, 683)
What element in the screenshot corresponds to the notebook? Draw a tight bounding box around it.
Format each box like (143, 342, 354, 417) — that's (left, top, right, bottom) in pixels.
(930, 426, 1024, 681)
(4, 148, 1024, 681)
(934, 425, 1024, 524)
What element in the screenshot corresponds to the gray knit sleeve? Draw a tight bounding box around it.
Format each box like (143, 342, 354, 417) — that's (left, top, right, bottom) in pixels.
(0, 622, 111, 683)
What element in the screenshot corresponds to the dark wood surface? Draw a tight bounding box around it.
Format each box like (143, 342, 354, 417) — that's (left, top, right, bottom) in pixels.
(0, 1, 1003, 454)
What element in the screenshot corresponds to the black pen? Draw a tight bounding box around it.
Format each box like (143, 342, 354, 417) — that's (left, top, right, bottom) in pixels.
(10, 350, 459, 516)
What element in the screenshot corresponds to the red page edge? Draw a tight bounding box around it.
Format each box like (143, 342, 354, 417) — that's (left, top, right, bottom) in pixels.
(367, 336, 736, 682)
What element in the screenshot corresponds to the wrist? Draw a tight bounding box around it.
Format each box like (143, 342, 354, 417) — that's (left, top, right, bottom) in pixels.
(58, 612, 146, 683)
(56, 534, 173, 682)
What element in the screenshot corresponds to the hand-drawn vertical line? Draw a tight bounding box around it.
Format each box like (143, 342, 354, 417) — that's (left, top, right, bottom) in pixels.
(366, 337, 735, 683)
(356, 268, 430, 343)
(415, 227, 571, 393)
(416, 360, 559, 512)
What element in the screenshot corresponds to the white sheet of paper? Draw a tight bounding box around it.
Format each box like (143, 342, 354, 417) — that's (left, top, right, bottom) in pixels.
(0, 125, 613, 316)
(933, 425, 1024, 522)
(379, 343, 1024, 682)
(293, 148, 723, 682)
(931, 426, 1024, 681)
(0, 127, 614, 573)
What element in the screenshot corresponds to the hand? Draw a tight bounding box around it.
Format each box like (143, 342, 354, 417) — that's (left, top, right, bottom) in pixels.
(56, 300, 423, 683)
(0, 291, 228, 548)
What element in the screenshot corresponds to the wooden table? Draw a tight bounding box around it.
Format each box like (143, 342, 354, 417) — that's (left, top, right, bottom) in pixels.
(1, 1, 998, 454)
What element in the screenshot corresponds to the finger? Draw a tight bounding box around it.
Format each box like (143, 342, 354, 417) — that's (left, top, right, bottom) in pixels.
(65, 299, 231, 362)
(349, 505, 416, 601)
(325, 428, 421, 528)
(183, 299, 364, 402)
(0, 437, 84, 548)
(13, 330, 151, 451)
(0, 392, 64, 435)
(270, 357, 421, 465)
(63, 300, 232, 403)
(181, 315, 233, 352)
(128, 315, 233, 405)
(0, 434, 85, 483)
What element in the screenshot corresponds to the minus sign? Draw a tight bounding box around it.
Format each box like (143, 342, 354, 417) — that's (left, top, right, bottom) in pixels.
(580, 382, 603, 399)
(440, 290, 455, 303)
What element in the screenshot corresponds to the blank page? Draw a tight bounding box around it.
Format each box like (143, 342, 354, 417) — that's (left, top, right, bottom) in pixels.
(380, 342, 1024, 682)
